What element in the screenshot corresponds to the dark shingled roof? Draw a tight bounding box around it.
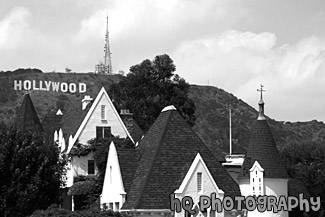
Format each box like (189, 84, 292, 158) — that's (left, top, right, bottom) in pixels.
(15, 94, 43, 133)
(120, 114, 143, 144)
(60, 98, 92, 140)
(122, 108, 241, 210)
(238, 119, 289, 180)
(42, 110, 63, 141)
(117, 148, 143, 194)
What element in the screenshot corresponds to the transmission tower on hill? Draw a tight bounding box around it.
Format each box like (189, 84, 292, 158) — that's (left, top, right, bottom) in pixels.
(95, 15, 112, 74)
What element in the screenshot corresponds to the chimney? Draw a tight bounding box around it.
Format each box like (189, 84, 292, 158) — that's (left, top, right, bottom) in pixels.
(120, 108, 133, 129)
(120, 109, 131, 115)
(82, 95, 93, 110)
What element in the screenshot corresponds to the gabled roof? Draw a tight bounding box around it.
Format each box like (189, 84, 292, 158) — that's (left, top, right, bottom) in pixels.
(66, 87, 134, 153)
(175, 153, 224, 195)
(15, 94, 43, 133)
(122, 106, 241, 210)
(238, 119, 289, 180)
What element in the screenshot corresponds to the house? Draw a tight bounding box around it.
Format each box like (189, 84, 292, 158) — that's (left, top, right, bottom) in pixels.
(100, 90, 311, 217)
(41, 87, 143, 210)
(16, 86, 310, 216)
(101, 105, 244, 217)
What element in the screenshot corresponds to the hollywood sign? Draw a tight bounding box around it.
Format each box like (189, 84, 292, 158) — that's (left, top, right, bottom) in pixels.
(14, 80, 87, 93)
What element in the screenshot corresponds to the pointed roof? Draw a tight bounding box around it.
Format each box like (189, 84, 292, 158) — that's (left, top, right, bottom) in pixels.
(42, 110, 63, 140)
(117, 148, 143, 194)
(66, 87, 134, 153)
(15, 94, 43, 133)
(238, 88, 288, 180)
(122, 106, 241, 210)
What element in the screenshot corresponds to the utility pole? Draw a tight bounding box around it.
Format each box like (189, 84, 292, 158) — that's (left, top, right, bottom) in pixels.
(229, 104, 232, 155)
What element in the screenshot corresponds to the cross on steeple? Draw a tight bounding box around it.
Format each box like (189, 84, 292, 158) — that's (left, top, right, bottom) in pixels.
(257, 84, 265, 101)
(257, 84, 266, 120)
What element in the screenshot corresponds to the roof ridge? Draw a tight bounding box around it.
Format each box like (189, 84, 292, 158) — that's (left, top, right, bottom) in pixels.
(133, 110, 173, 208)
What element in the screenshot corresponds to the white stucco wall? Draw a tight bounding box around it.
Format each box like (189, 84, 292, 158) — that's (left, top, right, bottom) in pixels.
(174, 159, 225, 217)
(78, 94, 128, 145)
(71, 152, 98, 177)
(239, 178, 288, 217)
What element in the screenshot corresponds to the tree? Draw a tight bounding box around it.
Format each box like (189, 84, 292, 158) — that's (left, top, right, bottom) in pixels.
(0, 128, 67, 217)
(109, 54, 196, 131)
(280, 141, 325, 217)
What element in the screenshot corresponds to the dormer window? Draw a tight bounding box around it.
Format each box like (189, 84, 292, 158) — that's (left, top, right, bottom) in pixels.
(250, 161, 264, 196)
(101, 105, 106, 120)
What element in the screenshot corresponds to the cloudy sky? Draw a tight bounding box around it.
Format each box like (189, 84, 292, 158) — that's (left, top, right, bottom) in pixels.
(1, 0, 325, 122)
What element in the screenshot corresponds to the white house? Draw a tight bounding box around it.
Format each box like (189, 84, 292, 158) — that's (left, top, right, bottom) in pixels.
(42, 87, 143, 210)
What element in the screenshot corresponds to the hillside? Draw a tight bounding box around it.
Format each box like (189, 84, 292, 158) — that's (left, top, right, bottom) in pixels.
(1, 71, 324, 157)
(190, 85, 325, 156)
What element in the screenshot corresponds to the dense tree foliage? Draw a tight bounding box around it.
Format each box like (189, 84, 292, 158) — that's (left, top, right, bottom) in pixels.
(91, 136, 134, 182)
(109, 54, 196, 131)
(68, 175, 102, 210)
(0, 128, 67, 217)
(280, 141, 325, 217)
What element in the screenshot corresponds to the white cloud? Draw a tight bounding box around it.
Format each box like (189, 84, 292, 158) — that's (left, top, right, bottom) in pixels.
(173, 30, 325, 121)
(0, 7, 32, 50)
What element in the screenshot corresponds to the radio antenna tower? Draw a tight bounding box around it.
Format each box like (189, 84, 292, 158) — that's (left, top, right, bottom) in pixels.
(104, 14, 112, 74)
(95, 14, 112, 74)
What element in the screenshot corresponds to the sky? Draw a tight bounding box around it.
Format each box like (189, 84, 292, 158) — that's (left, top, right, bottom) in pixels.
(1, 0, 325, 122)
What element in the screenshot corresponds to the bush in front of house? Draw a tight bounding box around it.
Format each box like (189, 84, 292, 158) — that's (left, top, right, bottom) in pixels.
(30, 204, 127, 217)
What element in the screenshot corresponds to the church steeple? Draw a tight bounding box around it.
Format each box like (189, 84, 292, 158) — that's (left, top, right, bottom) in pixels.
(257, 84, 266, 120)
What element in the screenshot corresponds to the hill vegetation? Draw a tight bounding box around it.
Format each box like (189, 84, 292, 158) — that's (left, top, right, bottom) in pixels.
(0, 69, 325, 157)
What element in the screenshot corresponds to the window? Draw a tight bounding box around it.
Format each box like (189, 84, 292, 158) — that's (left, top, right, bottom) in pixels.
(109, 203, 113, 210)
(115, 202, 120, 211)
(101, 105, 106, 120)
(250, 161, 264, 196)
(88, 160, 95, 175)
(96, 126, 111, 139)
(197, 172, 202, 192)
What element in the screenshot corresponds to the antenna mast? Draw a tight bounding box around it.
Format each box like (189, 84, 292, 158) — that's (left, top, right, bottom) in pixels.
(95, 14, 112, 74)
(104, 14, 112, 74)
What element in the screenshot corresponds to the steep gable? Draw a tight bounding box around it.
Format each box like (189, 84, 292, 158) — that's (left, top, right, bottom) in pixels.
(67, 87, 134, 153)
(122, 106, 241, 210)
(15, 94, 43, 133)
(101, 142, 126, 210)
